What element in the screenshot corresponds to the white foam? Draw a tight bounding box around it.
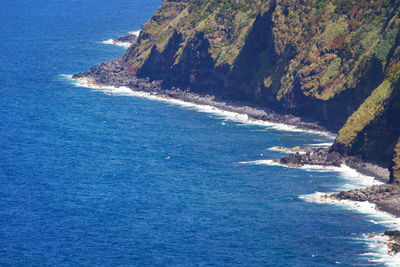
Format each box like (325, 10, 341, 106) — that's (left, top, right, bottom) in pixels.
(100, 39, 114, 45)
(360, 234, 400, 266)
(240, 157, 396, 264)
(239, 159, 277, 166)
(99, 39, 132, 49)
(302, 164, 382, 190)
(255, 128, 336, 139)
(308, 142, 334, 147)
(61, 75, 334, 136)
(128, 30, 141, 36)
(300, 192, 398, 226)
(300, 192, 400, 265)
(239, 159, 382, 190)
(267, 146, 306, 154)
(98, 30, 140, 49)
(291, 159, 398, 265)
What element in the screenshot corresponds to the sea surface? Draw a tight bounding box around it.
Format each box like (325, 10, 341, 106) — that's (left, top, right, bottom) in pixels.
(0, 0, 397, 266)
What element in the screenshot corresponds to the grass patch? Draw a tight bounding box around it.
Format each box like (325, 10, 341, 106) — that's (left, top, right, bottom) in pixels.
(320, 57, 342, 86)
(336, 80, 393, 145)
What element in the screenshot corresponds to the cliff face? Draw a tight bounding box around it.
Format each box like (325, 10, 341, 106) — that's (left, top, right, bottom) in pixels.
(332, 28, 400, 167)
(391, 138, 400, 183)
(120, 0, 400, 178)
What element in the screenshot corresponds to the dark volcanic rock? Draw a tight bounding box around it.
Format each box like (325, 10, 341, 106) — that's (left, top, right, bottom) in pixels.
(279, 147, 390, 182)
(72, 60, 162, 91)
(115, 34, 137, 43)
(334, 184, 400, 202)
(72, 60, 328, 133)
(386, 230, 400, 238)
(333, 185, 400, 217)
(279, 147, 400, 219)
(385, 230, 400, 254)
(279, 148, 343, 167)
(279, 153, 302, 166)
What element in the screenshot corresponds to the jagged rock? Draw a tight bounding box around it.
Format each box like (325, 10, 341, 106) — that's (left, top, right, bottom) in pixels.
(115, 34, 137, 43)
(279, 154, 301, 165)
(279, 148, 344, 167)
(334, 184, 400, 202)
(385, 230, 400, 254)
(385, 230, 400, 238)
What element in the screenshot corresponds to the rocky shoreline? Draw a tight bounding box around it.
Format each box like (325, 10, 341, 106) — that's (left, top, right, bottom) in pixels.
(278, 148, 400, 215)
(73, 60, 328, 134)
(114, 34, 137, 44)
(278, 148, 400, 255)
(279, 148, 390, 183)
(102, 33, 137, 48)
(385, 231, 400, 254)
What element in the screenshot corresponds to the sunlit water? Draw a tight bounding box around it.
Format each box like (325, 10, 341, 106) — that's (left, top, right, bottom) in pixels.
(0, 0, 396, 265)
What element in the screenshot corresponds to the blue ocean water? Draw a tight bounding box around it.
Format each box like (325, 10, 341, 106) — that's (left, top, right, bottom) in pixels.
(0, 0, 392, 266)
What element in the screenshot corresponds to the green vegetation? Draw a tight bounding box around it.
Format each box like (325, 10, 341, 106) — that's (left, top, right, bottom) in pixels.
(318, 16, 348, 45)
(375, 27, 399, 61)
(124, 0, 270, 71)
(320, 58, 342, 86)
(336, 80, 392, 146)
(387, 63, 400, 82)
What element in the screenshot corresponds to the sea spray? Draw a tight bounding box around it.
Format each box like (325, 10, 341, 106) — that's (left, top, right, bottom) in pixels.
(301, 192, 400, 265)
(99, 39, 132, 48)
(61, 75, 335, 137)
(128, 30, 141, 36)
(239, 160, 382, 190)
(99, 30, 140, 49)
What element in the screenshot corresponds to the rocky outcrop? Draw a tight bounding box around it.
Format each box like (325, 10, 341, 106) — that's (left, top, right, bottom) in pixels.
(278, 147, 398, 216)
(279, 148, 390, 180)
(279, 148, 343, 167)
(115, 34, 137, 44)
(334, 184, 400, 203)
(72, 60, 162, 91)
(385, 230, 400, 254)
(333, 184, 400, 217)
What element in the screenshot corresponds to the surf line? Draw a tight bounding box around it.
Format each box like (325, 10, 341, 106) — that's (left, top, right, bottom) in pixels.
(60, 74, 335, 138)
(239, 158, 399, 265)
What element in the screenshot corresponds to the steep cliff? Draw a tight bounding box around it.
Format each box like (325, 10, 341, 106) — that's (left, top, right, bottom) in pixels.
(87, 0, 400, 179)
(123, 0, 400, 128)
(391, 138, 400, 183)
(332, 32, 400, 167)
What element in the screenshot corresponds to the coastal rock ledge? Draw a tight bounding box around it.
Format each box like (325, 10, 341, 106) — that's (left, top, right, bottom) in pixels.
(73, 59, 326, 133)
(278, 148, 399, 214)
(279, 148, 400, 255)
